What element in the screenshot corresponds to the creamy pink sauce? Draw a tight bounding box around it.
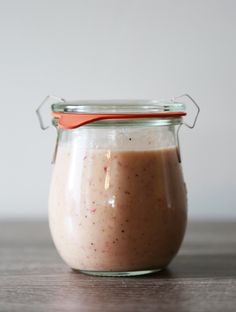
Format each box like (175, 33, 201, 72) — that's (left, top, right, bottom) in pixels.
(49, 146, 187, 272)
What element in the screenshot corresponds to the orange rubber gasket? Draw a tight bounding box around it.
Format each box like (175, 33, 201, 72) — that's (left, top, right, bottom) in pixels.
(53, 111, 186, 129)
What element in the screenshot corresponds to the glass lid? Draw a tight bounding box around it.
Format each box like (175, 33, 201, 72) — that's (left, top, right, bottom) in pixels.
(51, 99, 186, 114)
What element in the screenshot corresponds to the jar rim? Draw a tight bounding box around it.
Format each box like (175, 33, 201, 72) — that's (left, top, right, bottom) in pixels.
(51, 99, 186, 114)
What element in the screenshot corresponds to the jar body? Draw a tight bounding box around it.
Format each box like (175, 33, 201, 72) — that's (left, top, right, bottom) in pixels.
(49, 121, 187, 276)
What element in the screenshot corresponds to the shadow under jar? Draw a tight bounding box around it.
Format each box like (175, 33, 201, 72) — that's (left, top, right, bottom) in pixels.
(47, 98, 192, 277)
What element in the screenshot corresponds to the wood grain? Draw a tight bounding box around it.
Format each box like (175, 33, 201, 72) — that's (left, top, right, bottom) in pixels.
(0, 221, 236, 312)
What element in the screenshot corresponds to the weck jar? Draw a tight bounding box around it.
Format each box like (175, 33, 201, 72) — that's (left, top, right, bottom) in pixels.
(37, 94, 199, 276)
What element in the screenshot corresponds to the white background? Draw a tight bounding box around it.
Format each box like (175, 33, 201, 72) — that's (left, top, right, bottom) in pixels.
(0, 0, 235, 219)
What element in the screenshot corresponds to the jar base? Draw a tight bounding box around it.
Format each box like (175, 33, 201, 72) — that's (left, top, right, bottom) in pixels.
(77, 268, 163, 277)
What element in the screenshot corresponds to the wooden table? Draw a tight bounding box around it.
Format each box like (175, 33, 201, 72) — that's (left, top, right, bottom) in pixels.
(0, 221, 236, 312)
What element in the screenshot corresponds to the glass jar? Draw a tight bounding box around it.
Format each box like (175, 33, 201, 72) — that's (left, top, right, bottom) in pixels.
(37, 95, 199, 276)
